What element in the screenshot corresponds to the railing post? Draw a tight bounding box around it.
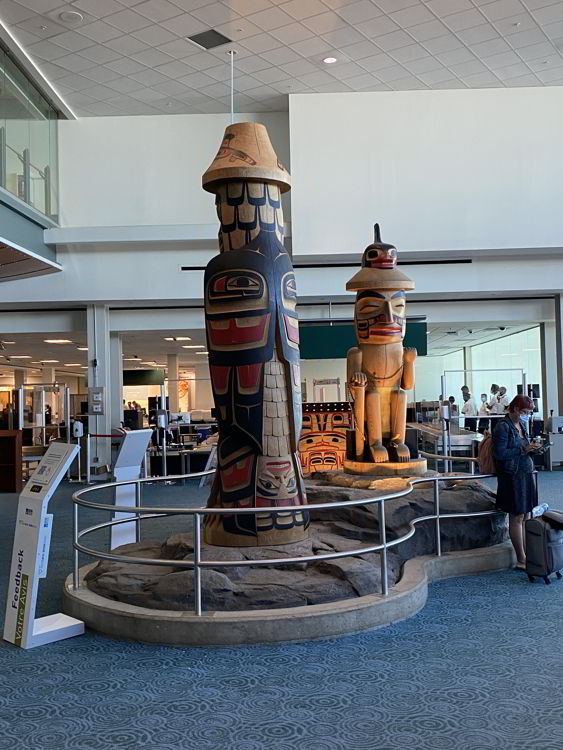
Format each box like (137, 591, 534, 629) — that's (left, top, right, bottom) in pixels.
(44, 164, 51, 217)
(434, 479, 442, 557)
(73, 500, 79, 590)
(0, 126, 6, 188)
(194, 513, 202, 615)
(135, 480, 141, 543)
(22, 147, 30, 204)
(86, 434, 91, 484)
(378, 500, 388, 596)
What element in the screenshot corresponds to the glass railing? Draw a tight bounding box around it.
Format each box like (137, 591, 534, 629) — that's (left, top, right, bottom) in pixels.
(0, 46, 59, 221)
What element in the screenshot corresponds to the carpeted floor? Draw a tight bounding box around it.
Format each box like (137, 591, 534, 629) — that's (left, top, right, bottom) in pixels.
(0, 475, 562, 750)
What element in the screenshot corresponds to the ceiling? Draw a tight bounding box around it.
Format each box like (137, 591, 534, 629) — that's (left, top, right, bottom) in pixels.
(2, 0, 563, 117)
(0, 322, 538, 382)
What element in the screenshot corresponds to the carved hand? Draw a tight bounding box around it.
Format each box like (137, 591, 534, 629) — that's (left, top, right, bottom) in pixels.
(403, 347, 417, 364)
(350, 371, 367, 388)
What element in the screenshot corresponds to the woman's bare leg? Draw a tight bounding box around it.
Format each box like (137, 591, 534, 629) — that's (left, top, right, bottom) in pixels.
(508, 513, 526, 564)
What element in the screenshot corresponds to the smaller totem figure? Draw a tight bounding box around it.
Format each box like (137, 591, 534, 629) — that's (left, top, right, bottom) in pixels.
(346, 225, 416, 464)
(299, 404, 352, 473)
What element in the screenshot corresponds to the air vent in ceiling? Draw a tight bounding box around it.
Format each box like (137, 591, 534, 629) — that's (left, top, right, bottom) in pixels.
(187, 30, 232, 50)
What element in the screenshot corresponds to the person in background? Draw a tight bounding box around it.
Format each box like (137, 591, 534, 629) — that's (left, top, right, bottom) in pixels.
(478, 393, 490, 433)
(127, 401, 133, 410)
(498, 386, 510, 412)
(492, 395, 538, 570)
(448, 396, 458, 417)
(461, 391, 477, 431)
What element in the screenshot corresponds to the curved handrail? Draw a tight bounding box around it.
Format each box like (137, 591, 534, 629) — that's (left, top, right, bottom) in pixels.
(71, 470, 500, 615)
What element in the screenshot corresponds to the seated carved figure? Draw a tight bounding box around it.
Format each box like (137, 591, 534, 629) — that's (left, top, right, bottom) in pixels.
(346, 225, 417, 464)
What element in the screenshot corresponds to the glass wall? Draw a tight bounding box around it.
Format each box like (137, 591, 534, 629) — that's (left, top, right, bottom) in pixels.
(0, 47, 58, 219)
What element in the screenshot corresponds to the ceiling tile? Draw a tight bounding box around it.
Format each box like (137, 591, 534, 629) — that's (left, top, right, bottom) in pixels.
(423, 34, 464, 54)
(15, 16, 67, 39)
(312, 81, 355, 92)
(199, 81, 231, 97)
(55, 52, 96, 71)
(27, 40, 68, 61)
(375, 0, 420, 12)
(456, 24, 500, 45)
(232, 73, 262, 90)
(152, 78, 189, 94)
(373, 29, 414, 51)
(129, 67, 171, 85)
(234, 55, 272, 72)
(321, 26, 365, 46)
(104, 75, 146, 92)
(499, 13, 539, 34)
(157, 38, 201, 58)
(407, 19, 450, 41)
(39, 61, 73, 80)
(279, 58, 318, 76)
(482, 0, 528, 22)
(240, 83, 279, 98)
(297, 69, 336, 86)
(178, 70, 218, 87)
(129, 86, 166, 100)
(261, 45, 301, 64)
(247, 7, 295, 30)
(222, 0, 273, 13)
(376, 62, 412, 82)
(391, 43, 432, 62)
(504, 73, 541, 85)
(254, 65, 298, 83)
(494, 61, 533, 79)
(10, 28, 40, 46)
(0, 1, 35, 24)
(105, 9, 152, 33)
(80, 65, 122, 83)
(290, 36, 333, 57)
(156, 59, 196, 77)
(360, 51, 399, 71)
(55, 73, 93, 90)
(360, 15, 400, 37)
(270, 22, 315, 44)
(130, 47, 174, 67)
(338, 72, 381, 89)
(541, 20, 563, 39)
(270, 78, 312, 93)
(302, 11, 347, 34)
(336, 0, 382, 24)
(213, 19, 264, 39)
(131, 24, 178, 46)
(389, 5, 435, 28)
(505, 28, 547, 48)
(418, 66, 462, 84)
(403, 55, 443, 73)
(178, 51, 220, 70)
(15, 0, 63, 11)
(106, 57, 147, 74)
(191, 2, 240, 25)
(436, 47, 475, 65)
(280, 0, 326, 21)
(82, 101, 122, 115)
(105, 35, 150, 54)
(527, 53, 561, 70)
(536, 64, 563, 82)
(78, 44, 122, 63)
(448, 59, 489, 76)
(73, 0, 124, 16)
(443, 8, 486, 32)
(238, 32, 283, 53)
(135, 0, 187, 22)
(425, 0, 473, 16)
(388, 75, 426, 89)
(529, 3, 563, 25)
(517, 40, 558, 60)
(77, 21, 124, 43)
(80, 83, 118, 100)
(461, 70, 502, 85)
(50, 31, 96, 52)
(483, 49, 522, 67)
(160, 13, 208, 36)
(470, 37, 511, 57)
(337, 39, 381, 59)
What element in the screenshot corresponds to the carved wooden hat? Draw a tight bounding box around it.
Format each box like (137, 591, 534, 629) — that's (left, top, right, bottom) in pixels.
(346, 224, 415, 292)
(202, 122, 291, 194)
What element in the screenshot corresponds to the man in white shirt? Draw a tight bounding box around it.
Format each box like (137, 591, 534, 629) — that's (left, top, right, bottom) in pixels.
(461, 391, 477, 431)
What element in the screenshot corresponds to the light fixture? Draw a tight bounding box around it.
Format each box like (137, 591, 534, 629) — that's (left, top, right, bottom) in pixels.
(10, 355, 31, 359)
(196, 351, 209, 355)
(182, 345, 205, 349)
(31, 361, 42, 364)
(323, 57, 337, 64)
(40, 360, 59, 363)
(2, 341, 15, 344)
(76, 346, 88, 351)
(81, 366, 88, 369)
(44, 339, 72, 344)
(59, 10, 84, 24)
(164, 336, 192, 341)
(64, 363, 82, 367)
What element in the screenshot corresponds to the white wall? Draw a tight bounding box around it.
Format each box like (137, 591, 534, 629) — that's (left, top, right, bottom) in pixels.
(58, 112, 290, 228)
(290, 89, 563, 255)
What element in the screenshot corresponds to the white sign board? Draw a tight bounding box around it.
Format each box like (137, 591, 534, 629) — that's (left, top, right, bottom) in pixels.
(111, 429, 153, 549)
(4, 442, 84, 649)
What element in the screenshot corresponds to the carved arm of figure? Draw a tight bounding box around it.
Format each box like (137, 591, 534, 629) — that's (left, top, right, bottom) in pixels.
(401, 347, 417, 391)
(347, 347, 366, 460)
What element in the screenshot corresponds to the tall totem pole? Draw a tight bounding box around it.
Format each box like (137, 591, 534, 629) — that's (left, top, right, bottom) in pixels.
(202, 123, 309, 547)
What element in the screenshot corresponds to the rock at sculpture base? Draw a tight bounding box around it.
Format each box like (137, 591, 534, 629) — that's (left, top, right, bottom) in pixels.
(86, 477, 507, 612)
(343, 459, 427, 477)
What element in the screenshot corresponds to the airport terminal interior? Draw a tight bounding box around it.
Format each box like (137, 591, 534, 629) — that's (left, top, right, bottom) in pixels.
(1, 0, 563, 748)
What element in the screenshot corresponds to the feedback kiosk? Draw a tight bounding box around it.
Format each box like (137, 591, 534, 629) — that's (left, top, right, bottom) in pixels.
(111, 428, 153, 549)
(4, 441, 83, 649)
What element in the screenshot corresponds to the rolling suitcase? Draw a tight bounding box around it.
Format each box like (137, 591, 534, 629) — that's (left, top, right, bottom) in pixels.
(525, 510, 563, 585)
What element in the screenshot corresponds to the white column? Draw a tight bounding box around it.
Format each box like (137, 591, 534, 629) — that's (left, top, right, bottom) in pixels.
(541, 319, 558, 421)
(110, 332, 123, 428)
(167, 353, 179, 412)
(14, 369, 27, 388)
(86, 305, 112, 469)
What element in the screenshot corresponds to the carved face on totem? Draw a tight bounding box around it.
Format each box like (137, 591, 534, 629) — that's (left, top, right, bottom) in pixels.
(299, 410, 351, 473)
(355, 290, 406, 345)
(255, 455, 306, 534)
(363, 243, 397, 270)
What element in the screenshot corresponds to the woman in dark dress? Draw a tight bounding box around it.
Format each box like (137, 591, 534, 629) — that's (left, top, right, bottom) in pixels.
(492, 395, 538, 569)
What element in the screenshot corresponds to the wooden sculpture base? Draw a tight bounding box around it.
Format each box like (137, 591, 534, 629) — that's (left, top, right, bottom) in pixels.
(343, 458, 427, 477)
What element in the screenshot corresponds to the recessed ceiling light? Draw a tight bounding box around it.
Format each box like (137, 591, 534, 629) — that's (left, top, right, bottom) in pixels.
(323, 57, 337, 64)
(182, 345, 205, 349)
(81, 366, 88, 369)
(10, 355, 31, 359)
(64, 363, 82, 366)
(44, 339, 72, 344)
(76, 346, 88, 351)
(164, 336, 192, 341)
(196, 351, 209, 355)
(2, 341, 15, 344)
(123, 358, 139, 361)
(41, 360, 59, 363)
(58, 10, 83, 24)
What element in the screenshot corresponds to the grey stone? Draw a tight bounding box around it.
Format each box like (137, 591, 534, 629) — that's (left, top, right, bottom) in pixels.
(86, 477, 506, 611)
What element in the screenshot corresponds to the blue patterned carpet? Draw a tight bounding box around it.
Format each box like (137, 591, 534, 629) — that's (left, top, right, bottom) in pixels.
(1, 477, 562, 750)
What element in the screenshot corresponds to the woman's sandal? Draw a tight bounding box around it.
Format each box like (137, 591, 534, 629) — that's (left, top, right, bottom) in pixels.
(515, 561, 526, 571)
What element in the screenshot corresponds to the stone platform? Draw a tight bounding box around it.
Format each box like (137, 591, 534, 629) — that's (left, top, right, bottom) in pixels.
(63, 476, 510, 644)
(344, 458, 428, 476)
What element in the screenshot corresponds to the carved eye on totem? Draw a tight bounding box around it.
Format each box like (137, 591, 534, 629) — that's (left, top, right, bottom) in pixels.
(208, 270, 264, 301)
(286, 475, 297, 492)
(365, 247, 397, 269)
(281, 272, 297, 313)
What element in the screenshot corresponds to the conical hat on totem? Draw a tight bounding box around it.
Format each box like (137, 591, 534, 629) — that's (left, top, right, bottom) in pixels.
(347, 223, 415, 292)
(202, 122, 291, 194)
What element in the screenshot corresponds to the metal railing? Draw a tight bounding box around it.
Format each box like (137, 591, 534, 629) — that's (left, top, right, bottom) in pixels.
(71, 467, 501, 616)
(420, 450, 478, 474)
